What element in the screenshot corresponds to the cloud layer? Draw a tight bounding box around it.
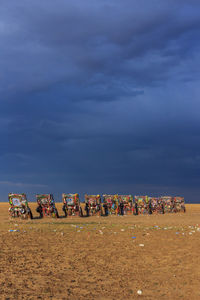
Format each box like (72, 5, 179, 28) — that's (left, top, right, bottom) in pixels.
(1, 0, 200, 202)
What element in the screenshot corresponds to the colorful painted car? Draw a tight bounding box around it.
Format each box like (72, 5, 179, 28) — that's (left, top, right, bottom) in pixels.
(174, 196, 186, 213)
(62, 193, 83, 217)
(149, 197, 164, 214)
(160, 196, 174, 213)
(8, 193, 33, 219)
(134, 196, 149, 214)
(102, 194, 119, 215)
(36, 194, 59, 218)
(118, 195, 134, 215)
(84, 194, 102, 216)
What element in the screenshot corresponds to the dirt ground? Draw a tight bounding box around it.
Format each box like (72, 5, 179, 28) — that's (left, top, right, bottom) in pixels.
(0, 203, 200, 300)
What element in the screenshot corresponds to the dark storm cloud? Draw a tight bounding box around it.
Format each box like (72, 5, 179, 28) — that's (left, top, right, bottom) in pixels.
(1, 0, 200, 202)
(1, 0, 200, 94)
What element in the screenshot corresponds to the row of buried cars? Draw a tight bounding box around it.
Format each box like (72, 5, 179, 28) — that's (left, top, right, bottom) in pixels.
(8, 193, 186, 219)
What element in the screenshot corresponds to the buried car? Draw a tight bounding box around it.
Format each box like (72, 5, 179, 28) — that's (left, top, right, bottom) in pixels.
(36, 194, 59, 218)
(134, 195, 150, 214)
(160, 196, 174, 213)
(8, 193, 33, 219)
(62, 193, 83, 217)
(118, 195, 134, 215)
(149, 197, 165, 214)
(174, 196, 186, 213)
(102, 194, 119, 215)
(84, 194, 102, 216)
(103, 194, 118, 216)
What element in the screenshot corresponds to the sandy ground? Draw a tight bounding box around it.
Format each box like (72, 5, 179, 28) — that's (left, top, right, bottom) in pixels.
(0, 203, 200, 300)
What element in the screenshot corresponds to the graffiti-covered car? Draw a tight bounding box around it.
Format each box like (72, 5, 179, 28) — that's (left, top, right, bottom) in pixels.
(8, 193, 33, 219)
(36, 194, 59, 218)
(62, 193, 83, 217)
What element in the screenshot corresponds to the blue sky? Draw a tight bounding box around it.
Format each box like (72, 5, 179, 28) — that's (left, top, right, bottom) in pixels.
(1, 0, 200, 202)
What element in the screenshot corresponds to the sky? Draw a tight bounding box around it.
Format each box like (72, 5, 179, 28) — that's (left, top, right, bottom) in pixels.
(1, 0, 200, 202)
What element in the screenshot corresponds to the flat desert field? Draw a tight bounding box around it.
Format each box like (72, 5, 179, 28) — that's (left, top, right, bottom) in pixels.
(0, 203, 200, 300)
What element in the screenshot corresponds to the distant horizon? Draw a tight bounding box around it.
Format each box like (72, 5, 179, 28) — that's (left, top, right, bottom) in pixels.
(2, 191, 200, 204)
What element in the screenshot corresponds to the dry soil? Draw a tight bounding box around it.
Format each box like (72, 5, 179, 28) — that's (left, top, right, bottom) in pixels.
(0, 203, 200, 300)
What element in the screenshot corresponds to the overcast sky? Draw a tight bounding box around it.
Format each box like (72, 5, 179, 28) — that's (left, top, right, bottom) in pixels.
(1, 0, 200, 202)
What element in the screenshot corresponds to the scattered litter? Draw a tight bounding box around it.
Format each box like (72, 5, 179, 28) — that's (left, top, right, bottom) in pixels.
(139, 244, 144, 247)
(99, 230, 103, 235)
(77, 230, 80, 233)
(8, 229, 19, 232)
(132, 236, 136, 239)
(137, 290, 142, 295)
(14, 224, 18, 226)
(189, 232, 192, 235)
(121, 229, 125, 232)
(61, 232, 64, 236)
